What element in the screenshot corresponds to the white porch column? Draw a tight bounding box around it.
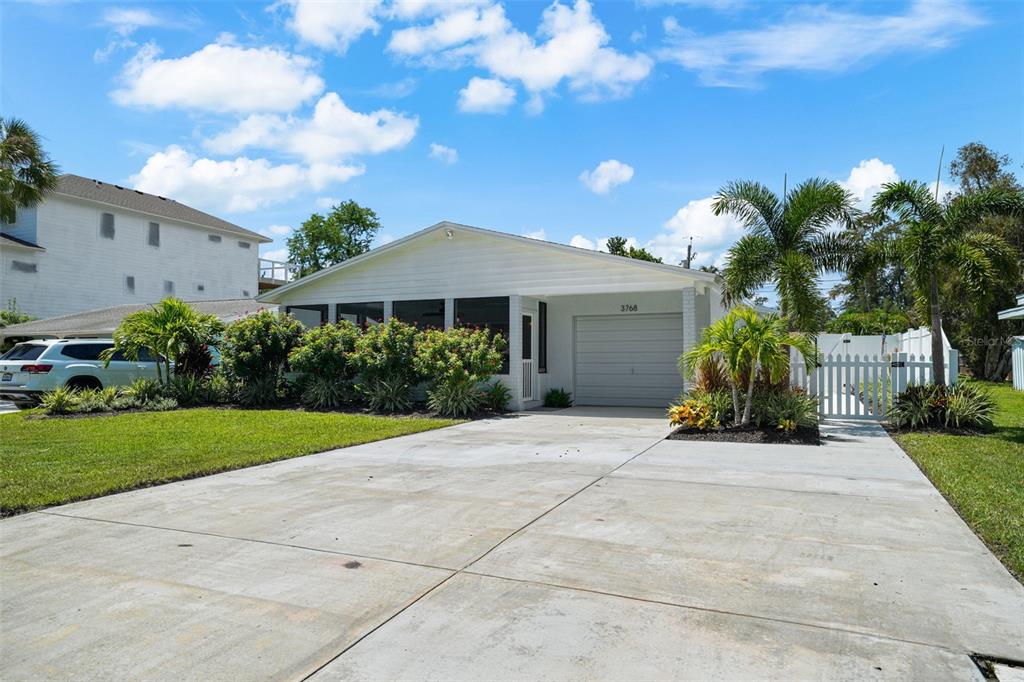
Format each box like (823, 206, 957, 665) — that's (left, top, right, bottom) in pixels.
(444, 297, 455, 329)
(383, 300, 393, 321)
(508, 295, 524, 410)
(681, 286, 697, 393)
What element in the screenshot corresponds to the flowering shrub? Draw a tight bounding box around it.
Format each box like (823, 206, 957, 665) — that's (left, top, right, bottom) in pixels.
(668, 399, 720, 430)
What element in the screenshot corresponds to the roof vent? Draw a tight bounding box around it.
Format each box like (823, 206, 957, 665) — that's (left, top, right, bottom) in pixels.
(114, 185, 125, 190)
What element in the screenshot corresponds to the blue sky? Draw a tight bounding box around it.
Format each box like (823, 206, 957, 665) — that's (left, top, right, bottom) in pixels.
(3, 0, 1022, 288)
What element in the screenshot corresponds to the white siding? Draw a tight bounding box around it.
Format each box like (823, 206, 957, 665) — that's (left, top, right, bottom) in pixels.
(0, 195, 260, 319)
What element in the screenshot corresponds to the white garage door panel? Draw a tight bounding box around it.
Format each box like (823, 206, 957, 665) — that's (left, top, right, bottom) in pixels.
(574, 313, 684, 407)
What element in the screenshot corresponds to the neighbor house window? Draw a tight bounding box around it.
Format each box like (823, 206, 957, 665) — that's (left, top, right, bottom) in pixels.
(196, 283, 205, 292)
(237, 241, 251, 249)
(148, 222, 160, 247)
(393, 299, 445, 329)
(336, 302, 384, 329)
(538, 301, 547, 373)
(208, 234, 222, 243)
(242, 289, 251, 297)
(164, 280, 174, 294)
(455, 296, 509, 374)
(11, 260, 37, 273)
(286, 304, 328, 327)
(125, 275, 135, 293)
(100, 213, 115, 239)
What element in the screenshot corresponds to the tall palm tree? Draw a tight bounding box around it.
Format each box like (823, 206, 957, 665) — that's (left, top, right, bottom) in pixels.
(681, 306, 815, 426)
(103, 299, 225, 386)
(872, 180, 1022, 385)
(713, 178, 857, 331)
(0, 118, 60, 224)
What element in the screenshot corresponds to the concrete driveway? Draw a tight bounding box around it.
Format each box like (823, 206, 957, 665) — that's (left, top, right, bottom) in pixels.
(2, 408, 1022, 680)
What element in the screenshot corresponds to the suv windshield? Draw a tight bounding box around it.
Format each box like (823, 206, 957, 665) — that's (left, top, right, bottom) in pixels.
(1, 343, 48, 361)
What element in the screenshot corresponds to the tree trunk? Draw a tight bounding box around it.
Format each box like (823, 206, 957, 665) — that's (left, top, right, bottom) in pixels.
(741, 368, 756, 425)
(929, 272, 946, 386)
(730, 381, 741, 427)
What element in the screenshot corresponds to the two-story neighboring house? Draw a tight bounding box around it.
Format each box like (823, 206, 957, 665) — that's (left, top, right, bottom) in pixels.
(0, 174, 273, 319)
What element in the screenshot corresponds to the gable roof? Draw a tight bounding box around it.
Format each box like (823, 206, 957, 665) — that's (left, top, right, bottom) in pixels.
(55, 174, 271, 243)
(257, 221, 718, 302)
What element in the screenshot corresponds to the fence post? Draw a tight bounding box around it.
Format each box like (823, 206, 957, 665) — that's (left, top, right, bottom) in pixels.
(893, 352, 908, 397)
(947, 348, 959, 386)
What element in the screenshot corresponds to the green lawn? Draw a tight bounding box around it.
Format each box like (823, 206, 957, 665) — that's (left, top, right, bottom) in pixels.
(892, 381, 1024, 581)
(1, 408, 459, 515)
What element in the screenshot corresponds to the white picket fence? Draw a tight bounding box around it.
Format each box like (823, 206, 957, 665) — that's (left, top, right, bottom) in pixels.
(790, 350, 959, 421)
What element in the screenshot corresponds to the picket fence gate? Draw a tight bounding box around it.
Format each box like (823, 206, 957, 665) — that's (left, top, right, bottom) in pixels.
(789, 350, 959, 421)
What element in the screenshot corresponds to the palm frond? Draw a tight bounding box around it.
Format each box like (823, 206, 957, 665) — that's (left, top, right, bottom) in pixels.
(775, 251, 828, 331)
(807, 231, 855, 272)
(720, 235, 776, 307)
(943, 188, 1024, 239)
(871, 180, 943, 226)
(784, 178, 857, 244)
(712, 180, 781, 237)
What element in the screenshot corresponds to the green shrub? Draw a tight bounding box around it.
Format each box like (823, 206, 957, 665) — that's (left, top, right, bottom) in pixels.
(97, 386, 119, 407)
(204, 370, 236, 404)
(427, 377, 481, 417)
(144, 397, 178, 412)
(481, 380, 511, 411)
(751, 388, 817, 433)
(289, 321, 361, 384)
(221, 311, 304, 401)
(122, 377, 164, 404)
(890, 381, 994, 430)
(75, 389, 110, 413)
(111, 396, 142, 411)
(40, 386, 78, 415)
(944, 381, 995, 429)
(362, 377, 414, 413)
(238, 375, 280, 407)
(691, 387, 734, 426)
(544, 388, 573, 408)
(301, 375, 352, 409)
(168, 375, 205, 406)
(414, 326, 505, 384)
(351, 319, 420, 389)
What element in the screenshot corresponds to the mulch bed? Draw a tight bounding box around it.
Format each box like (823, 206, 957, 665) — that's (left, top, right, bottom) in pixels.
(668, 423, 821, 445)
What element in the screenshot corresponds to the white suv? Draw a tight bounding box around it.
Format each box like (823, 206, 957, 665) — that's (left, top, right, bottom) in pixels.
(0, 338, 161, 407)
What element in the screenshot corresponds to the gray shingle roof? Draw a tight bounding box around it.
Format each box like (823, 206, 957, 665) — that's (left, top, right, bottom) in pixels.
(55, 174, 271, 243)
(0, 299, 278, 339)
(1, 232, 44, 250)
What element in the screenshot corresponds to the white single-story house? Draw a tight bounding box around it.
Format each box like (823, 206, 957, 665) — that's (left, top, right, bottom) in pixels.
(998, 293, 1024, 391)
(257, 221, 725, 410)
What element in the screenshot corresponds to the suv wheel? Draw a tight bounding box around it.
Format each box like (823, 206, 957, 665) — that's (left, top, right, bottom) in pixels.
(66, 376, 103, 391)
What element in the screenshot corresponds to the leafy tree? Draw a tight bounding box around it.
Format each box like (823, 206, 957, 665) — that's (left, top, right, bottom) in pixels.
(831, 214, 915, 313)
(825, 307, 912, 335)
(940, 143, 1024, 380)
(0, 300, 33, 328)
(287, 200, 380, 277)
(605, 236, 662, 263)
(0, 118, 59, 224)
(680, 306, 815, 426)
(104, 299, 224, 387)
(872, 180, 1022, 385)
(713, 178, 857, 331)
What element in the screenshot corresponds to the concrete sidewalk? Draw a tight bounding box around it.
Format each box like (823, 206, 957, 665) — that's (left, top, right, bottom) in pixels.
(2, 410, 1021, 680)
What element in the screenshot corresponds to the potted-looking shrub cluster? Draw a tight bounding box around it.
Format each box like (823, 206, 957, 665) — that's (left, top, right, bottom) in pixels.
(668, 306, 820, 444)
(35, 299, 511, 419)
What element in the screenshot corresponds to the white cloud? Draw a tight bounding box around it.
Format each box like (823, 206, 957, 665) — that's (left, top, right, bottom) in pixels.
(393, 0, 652, 110)
(130, 145, 363, 213)
(841, 158, 900, 209)
(429, 142, 459, 164)
(261, 247, 290, 261)
(94, 7, 194, 62)
(579, 159, 634, 194)
(389, 0, 488, 20)
(660, 0, 983, 87)
(315, 196, 339, 209)
(204, 92, 418, 164)
(262, 224, 293, 236)
(522, 229, 547, 240)
(279, 0, 382, 53)
(363, 77, 418, 98)
(569, 234, 597, 250)
(113, 41, 324, 113)
(648, 196, 744, 267)
(457, 76, 516, 113)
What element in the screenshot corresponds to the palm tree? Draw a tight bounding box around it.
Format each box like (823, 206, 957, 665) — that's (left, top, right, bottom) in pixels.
(0, 118, 60, 224)
(681, 306, 815, 426)
(713, 178, 857, 331)
(872, 180, 1023, 385)
(103, 299, 225, 386)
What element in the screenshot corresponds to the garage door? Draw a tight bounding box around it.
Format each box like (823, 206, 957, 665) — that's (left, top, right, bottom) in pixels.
(573, 313, 684, 407)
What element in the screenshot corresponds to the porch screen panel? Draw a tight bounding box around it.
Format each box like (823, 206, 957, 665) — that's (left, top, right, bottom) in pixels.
(393, 299, 445, 329)
(337, 302, 384, 328)
(455, 296, 509, 374)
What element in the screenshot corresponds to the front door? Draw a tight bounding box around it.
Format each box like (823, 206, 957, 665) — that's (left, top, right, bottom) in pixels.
(522, 314, 535, 401)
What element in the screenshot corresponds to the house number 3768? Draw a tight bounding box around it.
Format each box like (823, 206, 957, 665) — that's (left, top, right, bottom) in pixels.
(620, 304, 639, 312)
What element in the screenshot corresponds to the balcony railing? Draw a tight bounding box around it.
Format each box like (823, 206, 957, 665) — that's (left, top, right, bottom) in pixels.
(258, 258, 297, 285)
